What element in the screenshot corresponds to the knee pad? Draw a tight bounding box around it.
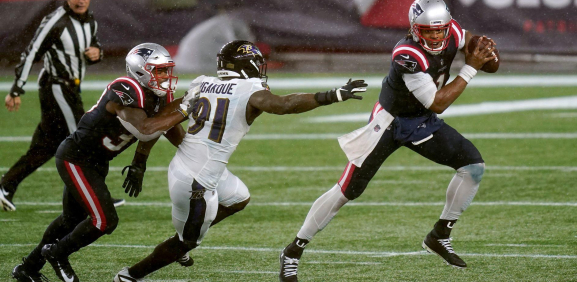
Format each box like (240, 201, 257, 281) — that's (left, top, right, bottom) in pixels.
(459, 163, 485, 183)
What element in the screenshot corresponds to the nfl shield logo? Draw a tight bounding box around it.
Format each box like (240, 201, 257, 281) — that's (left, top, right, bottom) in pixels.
(374, 124, 381, 132)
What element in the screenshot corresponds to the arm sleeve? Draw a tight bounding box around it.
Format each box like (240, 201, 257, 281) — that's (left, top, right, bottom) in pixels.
(87, 20, 103, 65)
(402, 72, 437, 109)
(12, 13, 61, 94)
(450, 19, 466, 51)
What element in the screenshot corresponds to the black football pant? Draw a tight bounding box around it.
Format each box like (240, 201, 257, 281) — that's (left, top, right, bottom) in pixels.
(340, 123, 484, 200)
(24, 158, 118, 271)
(1, 78, 83, 194)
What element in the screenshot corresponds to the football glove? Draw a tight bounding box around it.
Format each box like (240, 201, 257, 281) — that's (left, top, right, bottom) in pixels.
(177, 85, 201, 118)
(9, 84, 25, 97)
(314, 79, 367, 105)
(121, 163, 145, 198)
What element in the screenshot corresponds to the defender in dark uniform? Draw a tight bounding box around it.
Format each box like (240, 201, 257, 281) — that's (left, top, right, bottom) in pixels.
(1, 0, 109, 212)
(11, 43, 197, 282)
(279, 0, 498, 280)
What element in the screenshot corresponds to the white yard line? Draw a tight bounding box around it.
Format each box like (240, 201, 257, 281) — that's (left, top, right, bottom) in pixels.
(3, 132, 577, 142)
(12, 201, 577, 207)
(2, 165, 577, 172)
(2, 76, 577, 92)
(485, 244, 566, 248)
(309, 96, 577, 122)
(1, 243, 576, 260)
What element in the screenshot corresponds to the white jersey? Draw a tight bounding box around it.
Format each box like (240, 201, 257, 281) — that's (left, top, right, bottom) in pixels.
(173, 75, 266, 189)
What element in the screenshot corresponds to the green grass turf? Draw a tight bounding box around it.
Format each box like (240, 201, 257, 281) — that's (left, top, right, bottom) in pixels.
(0, 73, 576, 281)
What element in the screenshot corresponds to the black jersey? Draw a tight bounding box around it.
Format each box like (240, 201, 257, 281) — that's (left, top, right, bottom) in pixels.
(56, 76, 175, 165)
(379, 19, 465, 118)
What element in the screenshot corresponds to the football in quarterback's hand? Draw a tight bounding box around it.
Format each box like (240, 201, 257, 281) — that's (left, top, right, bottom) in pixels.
(467, 35, 500, 73)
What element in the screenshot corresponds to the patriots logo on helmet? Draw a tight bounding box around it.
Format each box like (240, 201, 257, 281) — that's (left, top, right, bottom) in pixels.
(237, 44, 262, 57)
(395, 59, 418, 72)
(113, 89, 134, 106)
(131, 48, 154, 61)
(412, 3, 424, 18)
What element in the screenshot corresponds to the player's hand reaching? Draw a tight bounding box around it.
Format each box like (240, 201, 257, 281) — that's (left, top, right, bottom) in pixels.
(122, 163, 145, 197)
(314, 79, 367, 105)
(177, 85, 201, 118)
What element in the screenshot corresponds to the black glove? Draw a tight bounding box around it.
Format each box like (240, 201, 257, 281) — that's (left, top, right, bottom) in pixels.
(122, 164, 145, 197)
(314, 78, 367, 105)
(9, 84, 25, 97)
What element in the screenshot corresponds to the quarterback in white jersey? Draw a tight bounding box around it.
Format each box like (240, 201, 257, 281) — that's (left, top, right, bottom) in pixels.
(114, 40, 368, 281)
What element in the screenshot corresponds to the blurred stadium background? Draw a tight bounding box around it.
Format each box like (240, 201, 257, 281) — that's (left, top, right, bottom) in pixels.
(1, 0, 577, 281)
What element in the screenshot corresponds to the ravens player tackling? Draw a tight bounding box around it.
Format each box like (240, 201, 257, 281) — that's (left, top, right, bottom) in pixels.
(279, 0, 497, 280)
(11, 43, 197, 282)
(113, 40, 367, 281)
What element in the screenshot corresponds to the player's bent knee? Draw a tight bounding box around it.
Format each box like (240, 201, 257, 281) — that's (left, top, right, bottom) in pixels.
(343, 180, 369, 200)
(228, 197, 250, 212)
(459, 163, 485, 183)
(181, 239, 198, 251)
(102, 214, 119, 234)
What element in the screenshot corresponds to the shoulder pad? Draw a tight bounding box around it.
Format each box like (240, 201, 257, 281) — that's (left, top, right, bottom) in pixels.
(450, 19, 465, 49)
(107, 77, 146, 108)
(392, 45, 429, 73)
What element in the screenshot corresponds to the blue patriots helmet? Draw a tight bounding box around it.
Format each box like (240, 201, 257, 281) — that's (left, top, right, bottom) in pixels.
(126, 43, 178, 97)
(217, 40, 268, 81)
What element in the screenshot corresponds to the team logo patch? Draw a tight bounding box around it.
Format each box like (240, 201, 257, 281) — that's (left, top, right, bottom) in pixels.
(395, 59, 418, 72)
(113, 89, 134, 106)
(237, 44, 262, 57)
(130, 48, 154, 61)
(374, 124, 381, 132)
(412, 3, 424, 18)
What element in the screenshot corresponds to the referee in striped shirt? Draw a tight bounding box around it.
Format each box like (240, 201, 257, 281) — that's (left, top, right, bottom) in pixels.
(1, 0, 124, 211)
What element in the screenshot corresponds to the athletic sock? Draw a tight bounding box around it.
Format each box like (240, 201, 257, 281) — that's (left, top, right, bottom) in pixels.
(129, 235, 188, 279)
(284, 237, 309, 258)
(432, 219, 457, 239)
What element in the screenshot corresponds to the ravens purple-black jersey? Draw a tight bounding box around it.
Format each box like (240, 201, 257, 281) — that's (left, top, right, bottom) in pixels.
(379, 19, 465, 117)
(56, 76, 175, 165)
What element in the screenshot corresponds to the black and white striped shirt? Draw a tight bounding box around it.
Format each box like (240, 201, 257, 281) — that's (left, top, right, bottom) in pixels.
(11, 2, 101, 95)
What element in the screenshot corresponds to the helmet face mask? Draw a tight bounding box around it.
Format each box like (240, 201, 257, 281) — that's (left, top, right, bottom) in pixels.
(217, 40, 268, 82)
(409, 0, 452, 55)
(126, 43, 178, 97)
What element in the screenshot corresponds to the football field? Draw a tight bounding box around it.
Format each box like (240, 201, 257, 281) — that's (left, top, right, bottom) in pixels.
(1, 73, 576, 281)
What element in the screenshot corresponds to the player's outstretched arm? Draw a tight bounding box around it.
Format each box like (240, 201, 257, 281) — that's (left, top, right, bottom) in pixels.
(121, 138, 158, 198)
(248, 79, 366, 118)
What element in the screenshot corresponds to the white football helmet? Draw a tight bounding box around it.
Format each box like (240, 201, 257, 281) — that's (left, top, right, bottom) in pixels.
(409, 0, 452, 55)
(126, 43, 178, 97)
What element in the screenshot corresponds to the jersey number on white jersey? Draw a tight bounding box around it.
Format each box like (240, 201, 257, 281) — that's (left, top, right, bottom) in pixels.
(188, 97, 230, 143)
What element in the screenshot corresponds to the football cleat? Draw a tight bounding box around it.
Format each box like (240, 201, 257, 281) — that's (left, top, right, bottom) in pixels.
(279, 248, 300, 282)
(0, 184, 16, 211)
(41, 244, 79, 282)
(11, 261, 49, 282)
(113, 267, 143, 282)
(422, 231, 467, 269)
(176, 253, 194, 267)
(113, 198, 126, 208)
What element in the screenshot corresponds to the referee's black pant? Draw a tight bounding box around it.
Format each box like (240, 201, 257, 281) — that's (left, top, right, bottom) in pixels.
(1, 74, 84, 194)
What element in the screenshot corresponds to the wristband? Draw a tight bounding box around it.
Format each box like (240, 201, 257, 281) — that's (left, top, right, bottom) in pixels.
(132, 151, 148, 169)
(176, 104, 189, 118)
(314, 90, 336, 105)
(458, 64, 477, 84)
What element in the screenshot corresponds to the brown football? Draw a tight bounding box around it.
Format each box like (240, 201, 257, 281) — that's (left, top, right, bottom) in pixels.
(467, 35, 500, 73)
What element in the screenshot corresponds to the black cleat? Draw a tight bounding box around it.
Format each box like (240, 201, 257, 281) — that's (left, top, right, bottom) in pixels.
(176, 253, 194, 267)
(113, 198, 125, 207)
(0, 184, 16, 211)
(11, 261, 49, 282)
(279, 247, 300, 282)
(422, 231, 467, 269)
(41, 244, 79, 282)
(113, 267, 143, 282)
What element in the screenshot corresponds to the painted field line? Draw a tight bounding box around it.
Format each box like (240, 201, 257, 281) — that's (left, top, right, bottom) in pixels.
(309, 96, 577, 122)
(2, 165, 577, 173)
(12, 201, 577, 207)
(2, 243, 576, 260)
(3, 132, 577, 142)
(2, 76, 577, 92)
(485, 244, 566, 248)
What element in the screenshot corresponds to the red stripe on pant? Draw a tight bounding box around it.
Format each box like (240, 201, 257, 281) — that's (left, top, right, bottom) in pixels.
(64, 161, 107, 231)
(338, 162, 356, 193)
